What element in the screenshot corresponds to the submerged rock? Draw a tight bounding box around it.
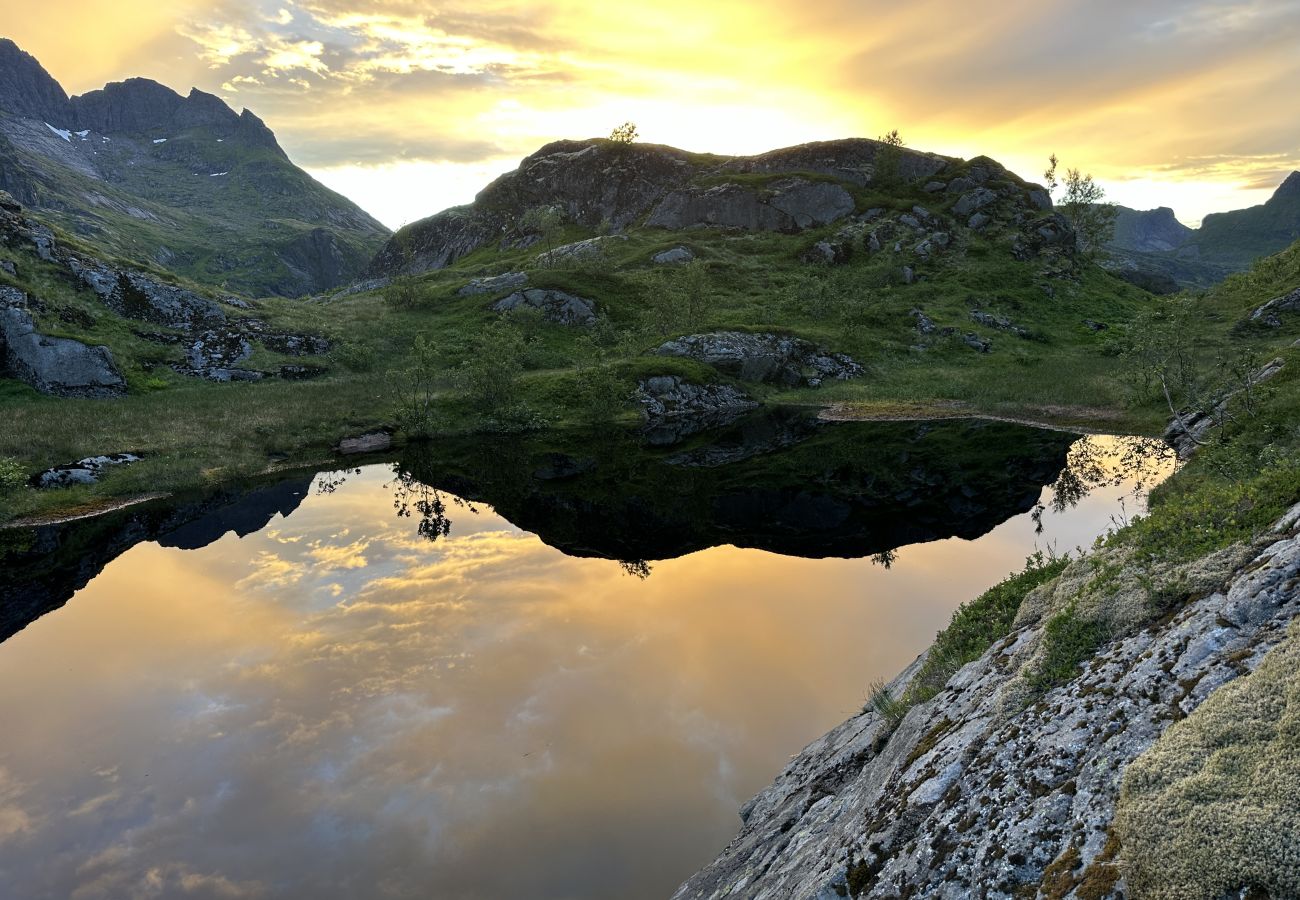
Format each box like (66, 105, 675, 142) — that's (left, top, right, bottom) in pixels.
(654, 331, 864, 387)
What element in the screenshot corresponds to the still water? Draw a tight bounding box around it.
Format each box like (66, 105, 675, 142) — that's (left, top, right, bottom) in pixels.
(0, 416, 1171, 899)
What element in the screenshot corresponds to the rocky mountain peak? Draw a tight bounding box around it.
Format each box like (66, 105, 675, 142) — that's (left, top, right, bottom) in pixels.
(1271, 170, 1300, 203)
(0, 38, 70, 122)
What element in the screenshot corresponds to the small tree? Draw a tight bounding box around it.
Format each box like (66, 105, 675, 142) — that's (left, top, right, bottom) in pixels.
(1045, 154, 1118, 258)
(874, 129, 905, 186)
(520, 204, 565, 258)
(386, 228, 424, 309)
(393, 334, 444, 438)
(458, 318, 526, 412)
(609, 121, 639, 144)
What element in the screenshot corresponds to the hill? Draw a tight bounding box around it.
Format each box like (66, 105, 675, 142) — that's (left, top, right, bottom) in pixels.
(0, 39, 389, 297)
(0, 134, 1202, 524)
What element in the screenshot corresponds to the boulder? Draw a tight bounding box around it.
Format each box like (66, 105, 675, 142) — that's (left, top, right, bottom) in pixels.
(911, 309, 938, 335)
(654, 331, 863, 387)
(36, 453, 141, 488)
(337, 431, 393, 455)
(923, 181, 946, 193)
(493, 288, 597, 325)
(1246, 286, 1300, 328)
(968, 212, 991, 231)
(800, 240, 849, 265)
(963, 333, 992, 353)
(653, 247, 695, 265)
(0, 297, 125, 397)
(953, 187, 999, 217)
(0, 260, 15, 277)
(457, 272, 528, 296)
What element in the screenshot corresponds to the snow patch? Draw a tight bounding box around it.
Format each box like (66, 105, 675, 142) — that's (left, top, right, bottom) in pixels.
(44, 123, 71, 142)
(152, 138, 168, 144)
(209, 172, 229, 177)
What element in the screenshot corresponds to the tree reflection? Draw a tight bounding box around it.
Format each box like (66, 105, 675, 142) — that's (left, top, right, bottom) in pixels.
(618, 559, 653, 579)
(389, 468, 462, 542)
(315, 468, 361, 496)
(1032, 436, 1174, 532)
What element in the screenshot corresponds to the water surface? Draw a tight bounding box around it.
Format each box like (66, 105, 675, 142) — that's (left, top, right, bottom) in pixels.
(0, 417, 1171, 899)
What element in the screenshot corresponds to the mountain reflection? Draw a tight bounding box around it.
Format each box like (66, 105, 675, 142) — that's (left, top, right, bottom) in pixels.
(0, 418, 1173, 900)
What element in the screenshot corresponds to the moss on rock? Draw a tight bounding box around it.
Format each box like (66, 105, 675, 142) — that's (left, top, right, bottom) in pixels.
(1116, 619, 1300, 899)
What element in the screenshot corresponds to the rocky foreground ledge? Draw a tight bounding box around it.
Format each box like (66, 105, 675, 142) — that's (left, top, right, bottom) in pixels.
(676, 503, 1300, 899)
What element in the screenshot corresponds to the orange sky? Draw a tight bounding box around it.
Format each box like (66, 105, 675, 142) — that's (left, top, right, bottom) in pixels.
(3, 0, 1299, 227)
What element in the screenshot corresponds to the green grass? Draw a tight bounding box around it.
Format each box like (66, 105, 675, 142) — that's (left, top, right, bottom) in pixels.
(907, 555, 1071, 704)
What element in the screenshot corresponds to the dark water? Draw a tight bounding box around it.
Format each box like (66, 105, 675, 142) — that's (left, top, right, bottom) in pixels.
(0, 414, 1171, 899)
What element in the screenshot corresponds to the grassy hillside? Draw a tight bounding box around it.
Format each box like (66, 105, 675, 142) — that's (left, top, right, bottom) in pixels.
(6, 145, 1296, 526)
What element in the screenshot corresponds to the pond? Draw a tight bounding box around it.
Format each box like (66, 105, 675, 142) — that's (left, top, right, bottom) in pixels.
(0, 414, 1172, 899)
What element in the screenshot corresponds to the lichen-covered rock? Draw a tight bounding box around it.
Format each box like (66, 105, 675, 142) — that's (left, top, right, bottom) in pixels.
(535, 235, 626, 267)
(654, 331, 863, 387)
(1245, 285, 1300, 328)
(456, 272, 528, 296)
(36, 452, 141, 487)
(492, 288, 597, 325)
(0, 295, 124, 397)
(653, 246, 695, 265)
(675, 504, 1300, 900)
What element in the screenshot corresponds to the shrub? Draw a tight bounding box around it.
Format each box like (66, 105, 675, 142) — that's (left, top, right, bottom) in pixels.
(334, 342, 377, 373)
(458, 318, 525, 412)
(1024, 604, 1107, 696)
(0, 456, 26, 496)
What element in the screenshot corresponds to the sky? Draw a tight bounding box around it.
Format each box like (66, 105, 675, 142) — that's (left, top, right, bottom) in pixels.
(3, 0, 1299, 229)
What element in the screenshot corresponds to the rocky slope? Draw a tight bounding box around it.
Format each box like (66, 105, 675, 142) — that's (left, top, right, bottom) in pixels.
(0, 39, 389, 297)
(0, 190, 330, 391)
(674, 504, 1300, 899)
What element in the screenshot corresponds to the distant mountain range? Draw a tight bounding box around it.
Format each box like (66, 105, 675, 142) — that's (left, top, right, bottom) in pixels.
(1107, 172, 1300, 290)
(0, 39, 389, 297)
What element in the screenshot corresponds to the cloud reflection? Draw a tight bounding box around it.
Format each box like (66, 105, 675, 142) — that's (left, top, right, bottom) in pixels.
(0, 449, 1167, 899)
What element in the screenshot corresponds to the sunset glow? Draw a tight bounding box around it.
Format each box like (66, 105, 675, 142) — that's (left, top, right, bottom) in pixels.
(5, 0, 1297, 227)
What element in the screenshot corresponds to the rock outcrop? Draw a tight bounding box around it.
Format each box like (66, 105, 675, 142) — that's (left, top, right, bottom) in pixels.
(646, 178, 855, 232)
(636, 375, 759, 444)
(492, 288, 597, 325)
(369, 137, 950, 276)
(0, 288, 124, 397)
(0, 191, 328, 385)
(654, 331, 864, 387)
(675, 504, 1300, 900)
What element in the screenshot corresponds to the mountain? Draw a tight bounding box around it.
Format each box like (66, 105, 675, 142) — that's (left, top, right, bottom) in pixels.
(1104, 174, 1300, 290)
(1187, 170, 1300, 269)
(1110, 206, 1194, 253)
(0, 39, 389, 297)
